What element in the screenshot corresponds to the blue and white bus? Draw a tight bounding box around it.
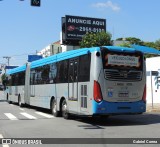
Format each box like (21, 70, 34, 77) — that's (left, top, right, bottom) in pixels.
(5, 46, 146, 119)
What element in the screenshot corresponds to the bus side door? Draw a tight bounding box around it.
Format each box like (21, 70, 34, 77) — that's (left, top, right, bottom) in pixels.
(68, 58, 78, 113)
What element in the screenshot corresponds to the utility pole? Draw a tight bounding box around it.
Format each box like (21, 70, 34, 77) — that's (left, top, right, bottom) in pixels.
(3, 56, 11, 66)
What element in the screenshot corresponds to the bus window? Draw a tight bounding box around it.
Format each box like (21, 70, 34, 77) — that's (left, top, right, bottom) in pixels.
(57, 60, 68, 83)
(69, 60, 75, 83)
(78, 54, 91, 82)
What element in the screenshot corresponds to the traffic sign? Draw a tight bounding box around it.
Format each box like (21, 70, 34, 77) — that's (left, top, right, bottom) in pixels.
(31, 0, 40, 7)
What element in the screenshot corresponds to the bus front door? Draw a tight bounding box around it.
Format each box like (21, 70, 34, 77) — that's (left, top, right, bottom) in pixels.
(68, 58, 78, 113)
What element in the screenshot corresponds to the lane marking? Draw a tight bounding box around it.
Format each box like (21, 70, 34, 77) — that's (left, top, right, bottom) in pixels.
(4, 113, 18, 120)
(20, 112, 37, 119)
(35, 112, 54, 118)
(3, 144, 10, 147)
(0, 134, 3, 138)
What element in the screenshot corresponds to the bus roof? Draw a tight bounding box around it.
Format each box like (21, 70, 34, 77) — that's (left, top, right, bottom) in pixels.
(104, 46, 136, 53)
(31, 46, 138, 69)
(6, 46, 140, 74)
(30, 47, 98, 69)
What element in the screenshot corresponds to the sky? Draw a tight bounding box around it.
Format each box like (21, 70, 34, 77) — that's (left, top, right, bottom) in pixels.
(0, 0, 160, 66)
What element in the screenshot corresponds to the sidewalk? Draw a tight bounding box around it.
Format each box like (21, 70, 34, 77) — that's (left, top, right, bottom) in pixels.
(146, 103, 160, 112)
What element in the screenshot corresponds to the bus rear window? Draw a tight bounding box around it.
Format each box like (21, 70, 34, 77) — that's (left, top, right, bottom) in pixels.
(101, 48, 143, 70)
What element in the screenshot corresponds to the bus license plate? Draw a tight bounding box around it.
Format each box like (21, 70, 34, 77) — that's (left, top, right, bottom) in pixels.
(118, 92, 129, 97)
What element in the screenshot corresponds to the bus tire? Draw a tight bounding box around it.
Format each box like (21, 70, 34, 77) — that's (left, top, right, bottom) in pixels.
(18, 95, 22, 107)
(62, 99, 70, 119)
(6, 93, 9, 101)
(7, 94, 12, 104)
(51, 99, 59, 117)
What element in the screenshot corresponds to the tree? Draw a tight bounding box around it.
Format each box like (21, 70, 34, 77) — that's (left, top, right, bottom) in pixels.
(125, 37, 143, 45)
(115, 37, 143, 48)
(116, 37, 143, 45)
(79, 31, 112, 48)
(143, 42, 156, 49)
(1, 73, 7, 87)
(1, 73, 6, 82)
(116, 38, 123, 41)
(118, 42, 131, 48)
(155, 39, 160, 50)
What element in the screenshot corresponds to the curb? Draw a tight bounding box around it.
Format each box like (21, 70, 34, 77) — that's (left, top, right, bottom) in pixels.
(146, 103, 160, 112)
(146, 110, 160, 112)
(146, 107, 160, 112)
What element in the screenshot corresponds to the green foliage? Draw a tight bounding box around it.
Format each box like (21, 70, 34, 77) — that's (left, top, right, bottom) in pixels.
(117, 42, 131, 48)
(116, 37, 143, 45)
(155, 39, 160, 46)
(155, 39, 160, 50)
(143, 41, 160, 58)
(125, 37, 143, 45)
(80, 31, 112, 48)
(116, 37, 143, 48)
(116, 38, 123, 41)
(1, 73, 6, 84)
(143, 42, 157, 49)
(115, 37, 160, 58)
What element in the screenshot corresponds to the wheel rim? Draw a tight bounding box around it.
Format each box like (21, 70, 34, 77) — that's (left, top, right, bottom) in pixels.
(62, 102, 67, 117)
(19, 97, 21, 106)
(52, 101, 57, 114)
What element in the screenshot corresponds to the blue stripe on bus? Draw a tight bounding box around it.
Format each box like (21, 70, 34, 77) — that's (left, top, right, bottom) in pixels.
(92, 100, 146, 114)
(6, 46, 138, 74)
(105, 46, 136, 53)
(30, 47, 99, 69)
(7, 65, 26, 75)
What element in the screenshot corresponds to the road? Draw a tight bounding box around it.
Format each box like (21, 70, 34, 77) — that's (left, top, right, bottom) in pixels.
(0, 91, 160, 147)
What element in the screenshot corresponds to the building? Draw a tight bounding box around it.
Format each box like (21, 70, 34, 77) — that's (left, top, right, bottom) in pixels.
(37, 44, 51, 57)
(146, 57, 160, 104)
(50, 40, 62, 55)
(38, 39, 80, 57)
(37, 41, 62, 57)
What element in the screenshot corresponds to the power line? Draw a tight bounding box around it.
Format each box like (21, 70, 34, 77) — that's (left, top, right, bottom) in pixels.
(0, 51, 37, 59)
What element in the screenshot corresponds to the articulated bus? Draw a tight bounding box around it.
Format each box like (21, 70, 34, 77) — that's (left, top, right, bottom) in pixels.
(5, 46, 146, 119)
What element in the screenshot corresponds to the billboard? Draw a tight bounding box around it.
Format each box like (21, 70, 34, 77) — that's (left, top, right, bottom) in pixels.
(62, 15, 106, 45)
(28, 55, 43, 62)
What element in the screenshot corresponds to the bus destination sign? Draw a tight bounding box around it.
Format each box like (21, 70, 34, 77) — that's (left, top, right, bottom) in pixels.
(107, 54, 140, 67)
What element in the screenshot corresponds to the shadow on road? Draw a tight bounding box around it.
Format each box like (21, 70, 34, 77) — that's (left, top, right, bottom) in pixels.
(74, 113, 160, 129)
(1, 101, 160, 129)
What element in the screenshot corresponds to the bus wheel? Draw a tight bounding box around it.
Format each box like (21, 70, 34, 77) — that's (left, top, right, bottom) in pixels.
(6, 93, 9, 101)
(51, 99, 59, 117)
(7, 94, 12, 104)
(62, 99, 70, 119)
(18, 95, 22, 107)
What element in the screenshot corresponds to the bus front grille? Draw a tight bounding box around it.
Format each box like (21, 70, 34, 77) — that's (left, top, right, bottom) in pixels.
(104, 69, 142, 81)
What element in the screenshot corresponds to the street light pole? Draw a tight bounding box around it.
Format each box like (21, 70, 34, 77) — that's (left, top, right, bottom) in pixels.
(3, 56, 11, 66)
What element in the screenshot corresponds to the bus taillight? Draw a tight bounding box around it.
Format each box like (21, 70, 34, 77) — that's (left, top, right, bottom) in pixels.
(94, 80, 103, 103)
(142, 84, 146, 103)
